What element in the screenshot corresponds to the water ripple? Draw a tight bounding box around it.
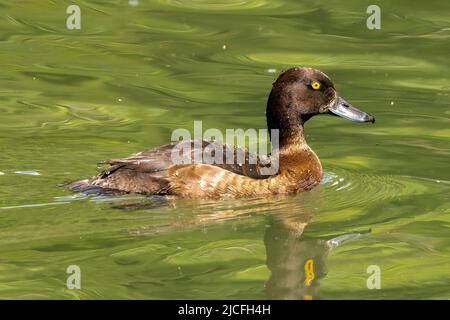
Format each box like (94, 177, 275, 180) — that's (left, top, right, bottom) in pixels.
(320, 169, 437, 209)
(14, 170, 40, 176)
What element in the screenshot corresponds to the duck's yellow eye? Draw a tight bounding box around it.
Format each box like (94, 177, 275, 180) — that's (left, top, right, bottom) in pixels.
(311, 81, 321, 90)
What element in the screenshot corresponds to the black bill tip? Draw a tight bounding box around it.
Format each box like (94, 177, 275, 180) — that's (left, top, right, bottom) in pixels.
(365, 114, 375, 123)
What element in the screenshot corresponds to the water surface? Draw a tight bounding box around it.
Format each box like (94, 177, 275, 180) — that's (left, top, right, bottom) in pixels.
(0, 0, 449, 299)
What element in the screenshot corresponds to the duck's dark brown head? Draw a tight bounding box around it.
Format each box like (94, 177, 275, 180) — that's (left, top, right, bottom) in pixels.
(266, 67, 374, 145)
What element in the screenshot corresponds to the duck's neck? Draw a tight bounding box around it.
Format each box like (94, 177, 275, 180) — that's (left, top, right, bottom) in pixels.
(266, 88, 311, 151)
(265, 93, 322, 188)
(268, 111, 322, 173)
(269, 118, 308, 152)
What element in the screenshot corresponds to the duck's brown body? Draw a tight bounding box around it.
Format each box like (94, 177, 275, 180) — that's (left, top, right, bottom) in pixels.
(68, 67, 373, 199)
(69, 139, 322, 198)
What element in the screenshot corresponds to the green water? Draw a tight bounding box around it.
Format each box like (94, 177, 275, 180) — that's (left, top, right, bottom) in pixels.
(0, 0, 449, 299)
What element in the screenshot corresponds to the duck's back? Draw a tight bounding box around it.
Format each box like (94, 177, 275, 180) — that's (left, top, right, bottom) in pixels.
(67, 140, 272, 196)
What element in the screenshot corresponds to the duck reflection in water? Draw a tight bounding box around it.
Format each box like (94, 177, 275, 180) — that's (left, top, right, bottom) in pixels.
(264, 210, 365, 299)
(114, 189, 365, 300)
(264, 211, 329, 300)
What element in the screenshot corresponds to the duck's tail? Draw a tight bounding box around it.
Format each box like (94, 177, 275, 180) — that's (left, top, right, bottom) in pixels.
(62, 179, 128, 196)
